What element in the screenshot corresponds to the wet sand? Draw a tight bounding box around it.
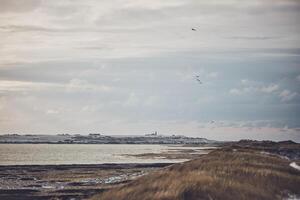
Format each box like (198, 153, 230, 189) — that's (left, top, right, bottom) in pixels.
(126, 147, 216, 160)
(0, 163, 172, 200)
(0, 146, 214, 200)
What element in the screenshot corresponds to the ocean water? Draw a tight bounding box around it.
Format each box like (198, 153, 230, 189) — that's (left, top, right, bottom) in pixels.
(0, 144, 196, 165)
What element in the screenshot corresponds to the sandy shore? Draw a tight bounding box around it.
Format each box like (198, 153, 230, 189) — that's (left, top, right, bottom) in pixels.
(0, 163, 172, 200)
(0, 146, 214, 200)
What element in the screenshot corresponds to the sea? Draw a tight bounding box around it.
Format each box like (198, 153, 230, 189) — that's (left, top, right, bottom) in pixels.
(0, 144, 207, 165)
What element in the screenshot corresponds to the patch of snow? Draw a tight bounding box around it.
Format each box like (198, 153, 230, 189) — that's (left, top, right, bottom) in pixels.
(260, 151, 271, 155)
(42, 185, 55, 189)
(289, 162, 300, 171)
(279, 155, 290, 160)
(79, 172, 147, 185)
(284, 194, 300, 200)
(260, 151, 290, 160)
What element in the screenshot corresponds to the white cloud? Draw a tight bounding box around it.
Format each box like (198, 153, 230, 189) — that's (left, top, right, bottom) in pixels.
(124, 0, 185, 10)
(1, 0, 299, 65)
(260, 84, 279, 93)
(229, 88, 242, 95)
(144, 96, 160, 107)
(241, 79, 249, 85)
(0, 80, 35, 92)
(65, 78, 112, 93)
(81, 105, 97, 113)
(229, 86, 255, 95)
(0, 79, 114, 95)
(46, 109, 59, 115)
(279, 90, 298, 102)
(0, 80, 60, 92)
(230, 81, 280, 96)
(124, 92, 139, 107)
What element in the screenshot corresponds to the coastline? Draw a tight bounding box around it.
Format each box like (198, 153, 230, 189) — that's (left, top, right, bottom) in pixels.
(2, 141, 299, 200)
(92, 142, 300, 200)
(0, 144, 210, 199)
(0, 162, 174, 200)
(0, 162, 173, 169)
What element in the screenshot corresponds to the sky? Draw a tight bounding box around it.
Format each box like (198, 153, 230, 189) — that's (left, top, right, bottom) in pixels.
(0, 0, 300, 141)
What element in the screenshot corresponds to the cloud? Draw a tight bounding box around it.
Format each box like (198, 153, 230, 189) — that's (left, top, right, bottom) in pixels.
(124, 92, 139, 107)
(0, 79, 113, 95)
(207, 72, 219, 79)
(65, 79, 112, 93)
(0, 25, 83, 33)
(0, 80, 60, 93)
(226, 36, 280, 40)
(227, 87, 254, 95)
(0, 25, 57, 33)
(46, 109, 59, 115)
(0, 80, 36, 92)
(229, 88, 242, 95)
(1, 0, 300, 64)
(241, 79, 251, 85)
(81, 105, 100, 113)
(260, 84, 279, 93)
(0, 0, 300, 141)
(229, 80, 280, 96)
(279, 90, 298, 102)
(144, 96, 161, 107)
(0, 0, 42, 13)
(123, 0, 185, 10)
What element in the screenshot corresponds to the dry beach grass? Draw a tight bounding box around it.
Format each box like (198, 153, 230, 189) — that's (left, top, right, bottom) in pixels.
(92, 148, 300, 200)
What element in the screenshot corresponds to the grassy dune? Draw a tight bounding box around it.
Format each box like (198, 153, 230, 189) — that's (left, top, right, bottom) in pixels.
(92, 148, 300, 200)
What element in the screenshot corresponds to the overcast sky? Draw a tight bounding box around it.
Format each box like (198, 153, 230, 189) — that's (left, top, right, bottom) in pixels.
(0, 0, 300, 141)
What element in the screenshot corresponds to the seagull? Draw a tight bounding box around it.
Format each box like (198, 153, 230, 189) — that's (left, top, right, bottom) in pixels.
(191, 28, 197, 31)
(195, 76, 202, 84)
(196, 79, 202, 84)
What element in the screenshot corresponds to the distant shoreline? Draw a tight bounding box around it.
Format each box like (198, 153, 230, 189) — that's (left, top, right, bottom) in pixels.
(0, 162, 173, 169)
(0, 134, 218, 145)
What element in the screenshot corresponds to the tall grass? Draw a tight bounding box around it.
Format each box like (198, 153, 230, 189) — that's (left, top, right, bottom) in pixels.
(92, 149, 300, 200)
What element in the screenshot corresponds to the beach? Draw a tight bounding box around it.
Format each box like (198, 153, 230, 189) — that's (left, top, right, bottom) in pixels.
(0, 163, 172, 200)
(0, 144, 213, 200)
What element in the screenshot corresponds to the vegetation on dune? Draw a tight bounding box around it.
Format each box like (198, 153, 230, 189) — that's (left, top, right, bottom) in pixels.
(92, 149, 300, 200)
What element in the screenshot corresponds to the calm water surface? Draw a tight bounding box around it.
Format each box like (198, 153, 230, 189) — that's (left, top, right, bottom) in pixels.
(0, 144, 195, 165)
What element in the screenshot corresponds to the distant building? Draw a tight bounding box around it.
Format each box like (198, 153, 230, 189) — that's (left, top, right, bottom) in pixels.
(145, 131, 158, 137)
(8, 134, 19, 136)
(57, 134, 70, 136)
(89, 133, 102, 137)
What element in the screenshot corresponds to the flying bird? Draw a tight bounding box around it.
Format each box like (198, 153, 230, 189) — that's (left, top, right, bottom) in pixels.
(196, 79, 202, 84)
(191, 28, 197, 31)
(195, 76, 202, 84)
